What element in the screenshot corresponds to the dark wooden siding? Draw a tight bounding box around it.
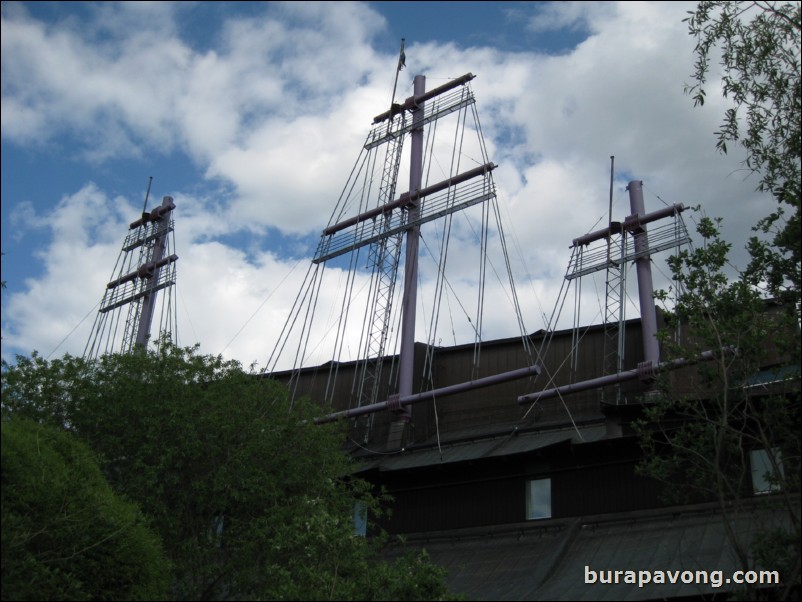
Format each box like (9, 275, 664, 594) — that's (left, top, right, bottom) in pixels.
(374, 446, 667, 534)
(381, 476, 524, 533)
(272, 319, 654, 446)
(551, 461, 664, 517)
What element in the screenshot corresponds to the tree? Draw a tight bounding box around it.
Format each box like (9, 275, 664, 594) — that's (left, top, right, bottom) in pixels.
(661, 6, 802, 593)
(1, 344, 457, 601)
(637, 214, 801, 599)
(1, 417, 170, 601)
(685, 1, 801, 298)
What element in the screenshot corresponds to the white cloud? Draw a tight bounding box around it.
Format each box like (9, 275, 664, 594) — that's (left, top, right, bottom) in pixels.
(525, 1, 616, 34)
(0, 3, 190, 160)
(1, 184, 135, 358)
(1, 1, 781, 370)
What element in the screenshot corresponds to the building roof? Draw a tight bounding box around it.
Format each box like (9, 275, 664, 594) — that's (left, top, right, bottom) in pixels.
(354, 422, 609, 473)
(384, 500, 794, 601)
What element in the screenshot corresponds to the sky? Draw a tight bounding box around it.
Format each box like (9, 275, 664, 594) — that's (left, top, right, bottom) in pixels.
(1, 1, 779, 370)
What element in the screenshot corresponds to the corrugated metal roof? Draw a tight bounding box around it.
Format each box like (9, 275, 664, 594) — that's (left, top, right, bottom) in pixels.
(745, 364, 801, 388)
(364, 437, 503, 471)
(486, 424, 608, 458)
(384, 502, 793, 601)
(356, 424, 608, 472)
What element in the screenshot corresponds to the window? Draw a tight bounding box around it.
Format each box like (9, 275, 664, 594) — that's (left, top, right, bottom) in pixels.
(750, 448, 783, 494)
(209, 513, 224, 548)
(353, 502, 367, 536)
(526, 478, 552, 520)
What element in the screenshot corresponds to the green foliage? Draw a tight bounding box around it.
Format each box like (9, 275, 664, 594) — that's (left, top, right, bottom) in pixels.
(661, 6, 802, 590)
(685, 1, 800, 199)
(1, 344, 456, 600)
(1, 417, 170, 601)
(662, 215, 768, 364)
(365, 550, 461, 601)
(685, 1, 801, 297)
(636, 213, 801, 598)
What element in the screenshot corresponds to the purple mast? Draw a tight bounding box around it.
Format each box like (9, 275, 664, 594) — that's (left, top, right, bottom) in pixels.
(626, 180, 660, 368)
(396, 75, 426, 420)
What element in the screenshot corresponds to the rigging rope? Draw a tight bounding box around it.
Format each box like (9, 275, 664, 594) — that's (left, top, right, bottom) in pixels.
(53, 299, 101, 360)
(327, 239, 363, 404)
(263, 261, 319, 374)
(518, 247, 590, 436)
(220, 256, 303, 357)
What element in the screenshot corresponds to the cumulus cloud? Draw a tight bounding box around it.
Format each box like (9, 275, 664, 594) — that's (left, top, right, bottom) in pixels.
(1, 184, 135, 357)
(525, 1, 616, 34)
(0, 4, 191, 160)
(1, 1, 777, 370)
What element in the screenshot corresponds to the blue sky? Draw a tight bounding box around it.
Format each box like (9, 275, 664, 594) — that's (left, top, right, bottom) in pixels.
(1, 1, 775, 367)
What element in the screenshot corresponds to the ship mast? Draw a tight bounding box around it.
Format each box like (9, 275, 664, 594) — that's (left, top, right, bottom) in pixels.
(84, 191, 179, 359)
(397, 74, 425, 417)
(307, 73, 542, 436)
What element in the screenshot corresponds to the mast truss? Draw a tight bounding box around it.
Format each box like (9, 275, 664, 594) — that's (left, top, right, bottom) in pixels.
(84, 196, 179, 359)
(266, 74, 538, 428)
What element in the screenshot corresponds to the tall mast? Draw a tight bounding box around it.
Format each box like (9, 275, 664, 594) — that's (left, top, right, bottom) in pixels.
(134, 195, 174, 348)
(626, 180, 660, 367)
(540, 188, 692, 406)
(84, 193, 179, 359)
(397, 74, 425, 415)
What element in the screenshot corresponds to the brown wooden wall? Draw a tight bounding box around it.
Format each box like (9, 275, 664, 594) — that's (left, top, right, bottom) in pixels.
(273, 319, 654, 447)
(373, 439, 667, 535)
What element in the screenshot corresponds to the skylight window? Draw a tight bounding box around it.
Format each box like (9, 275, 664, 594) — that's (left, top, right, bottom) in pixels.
(526, 478, 552, 520)
(750, 448, 784, 494)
